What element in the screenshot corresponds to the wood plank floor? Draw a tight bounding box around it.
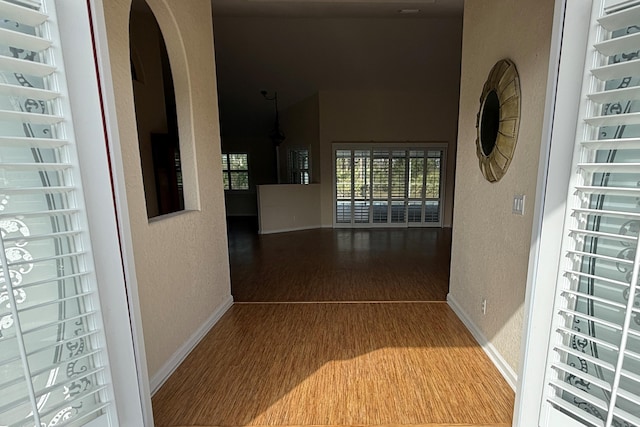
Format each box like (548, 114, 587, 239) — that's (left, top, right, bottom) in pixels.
(152, 220, 514, 427)
(228, 219, 451, 302)
(152, 304, 514, 426)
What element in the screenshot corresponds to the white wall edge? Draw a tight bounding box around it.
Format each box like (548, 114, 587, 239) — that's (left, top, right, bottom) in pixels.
(150, 295, 234, 394)
(447, 293, 517, 391)
(259, 225, 321, 235)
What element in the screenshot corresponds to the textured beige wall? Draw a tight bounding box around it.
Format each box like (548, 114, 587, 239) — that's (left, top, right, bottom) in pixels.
(102, 0, 231, 378)
(257, 184, 322, 233)
(318, 90, 460, 227)
(449, 0, 554, 371)
(280, 94, 320, 184)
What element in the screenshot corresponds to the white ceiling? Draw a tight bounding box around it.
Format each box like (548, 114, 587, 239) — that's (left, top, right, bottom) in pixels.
(210, 0, 463, 18)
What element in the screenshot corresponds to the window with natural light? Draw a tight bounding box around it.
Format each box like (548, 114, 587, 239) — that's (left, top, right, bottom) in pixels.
(222, 153, 249, 190)
(334, 146, 444, 227)
(288, 148, 310, 184)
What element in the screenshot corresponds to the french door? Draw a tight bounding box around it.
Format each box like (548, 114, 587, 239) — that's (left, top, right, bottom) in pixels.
(520, 0, 640, 425)
(0, 1, 144, 425)
(334, 144, 445, 228)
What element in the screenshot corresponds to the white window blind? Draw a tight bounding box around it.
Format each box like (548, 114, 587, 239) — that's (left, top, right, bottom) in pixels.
(334, 146, 444, 227)
(287, 148, 309, 184)
(0, 1, 116, 426)
(542, 1, 640, 426)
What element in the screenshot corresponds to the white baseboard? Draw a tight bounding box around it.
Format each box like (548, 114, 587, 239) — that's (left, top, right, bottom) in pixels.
(259, 225, 320, 235)
(447, 293, 517, 390)
(150, 294, 234, 394)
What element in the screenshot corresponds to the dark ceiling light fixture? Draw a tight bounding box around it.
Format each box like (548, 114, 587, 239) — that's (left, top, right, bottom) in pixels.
(261, 90, 286, 147)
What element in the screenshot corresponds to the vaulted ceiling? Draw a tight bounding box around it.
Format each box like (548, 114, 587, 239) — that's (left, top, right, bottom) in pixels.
(209, 0, 464, 136)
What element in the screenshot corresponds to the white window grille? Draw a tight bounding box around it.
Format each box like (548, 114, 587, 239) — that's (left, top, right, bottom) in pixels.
(541, 1, 640, 425)
(287, 148, 309, 184)
(221, 153, 249, 190)
(334, 145, 444, 227)
(0, 0, 118, 425)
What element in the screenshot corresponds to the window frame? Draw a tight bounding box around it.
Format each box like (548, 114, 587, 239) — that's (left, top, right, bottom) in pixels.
(332, 142, 446, 228)
(222, 152, 250, 191)
(287, 147, 310, 184)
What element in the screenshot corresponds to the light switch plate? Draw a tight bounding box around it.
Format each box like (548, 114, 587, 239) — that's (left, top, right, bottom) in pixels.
(513, 194, 525, 215)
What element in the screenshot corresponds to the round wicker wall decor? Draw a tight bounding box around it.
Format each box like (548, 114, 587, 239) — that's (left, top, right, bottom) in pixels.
(475, 59, 521, 182)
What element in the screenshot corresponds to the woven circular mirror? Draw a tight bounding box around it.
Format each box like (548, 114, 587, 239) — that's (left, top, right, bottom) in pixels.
(476, 59, 521, 182)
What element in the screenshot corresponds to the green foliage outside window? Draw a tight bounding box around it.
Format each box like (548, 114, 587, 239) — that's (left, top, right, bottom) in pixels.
(222, 153, 249, 190)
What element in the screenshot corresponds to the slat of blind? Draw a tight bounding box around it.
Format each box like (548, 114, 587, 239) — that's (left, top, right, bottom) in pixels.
(26, 329, 98, 360)
(575, 185, 640, 198)
(565, 270, 630, 288)
(577, 162, 640, 173)
(33, 367, 105, 401)
(11, 271, 88, 292)
(587, 87, 640, 104)
(0, 372, 28, 392)
(554, 343, 617, 372)
(627, 328, 640, 339)
(0, 395, 30, 419)
(5, 250, 86, 268)
(621, 368, 640, 383)
(557, 325, 620, 351)
(51, 403, 110, 427)
(616, 387, 640, 406)
(0, 136, 68, 148)
(0, 162, 71, 171)
(552, 362, 614, 392)
(0, 207, 77, 220)
(548, 396, 606, 427)
(36, 387, 109, 425)
(560, 308, 624, 331)
(591, 59, 640, 81)
(581, 138, 640, 152)
(561, 289, 628, 310)
(2, 229, 80, 244)
(566, 249, 635, 266)
(585, 112, 640, 127)
(8, 0, 41, 9)
(27, 350, 102, 382)
(550, 379, 609, 412)
(0, 0, 46, 26)
(0, 352, 103, 392)
(594, 31, 640, 56)
(568, 228, 638, 242)
(0, 55, 55, 78)
(0, 110, 63, 125)
(598, 2, 640, 29)
(0, 83, 59, 101)
(573, 207, 640, 220)
(0, 26, 51, 53)
(22, 310, 97, 336)
(17, 291, 92, 315)
(0, 186, 72, 194)
(612, 405, 640, 426)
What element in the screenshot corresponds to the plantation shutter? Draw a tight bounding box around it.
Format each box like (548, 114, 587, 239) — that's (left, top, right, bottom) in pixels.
(541, 0, 640, 426)
(0, 1, 117, 426)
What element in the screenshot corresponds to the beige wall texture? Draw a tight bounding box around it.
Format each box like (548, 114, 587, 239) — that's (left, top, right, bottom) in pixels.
(280, 94, 320, 184)
(102, 0, 232, 379)
(449, 0, 555, 371)
(257, 184, 322, 233)
(318, 90, 460, 228)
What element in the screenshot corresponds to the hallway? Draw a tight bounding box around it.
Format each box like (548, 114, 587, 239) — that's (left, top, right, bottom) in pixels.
(151, 222, 514, 426)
